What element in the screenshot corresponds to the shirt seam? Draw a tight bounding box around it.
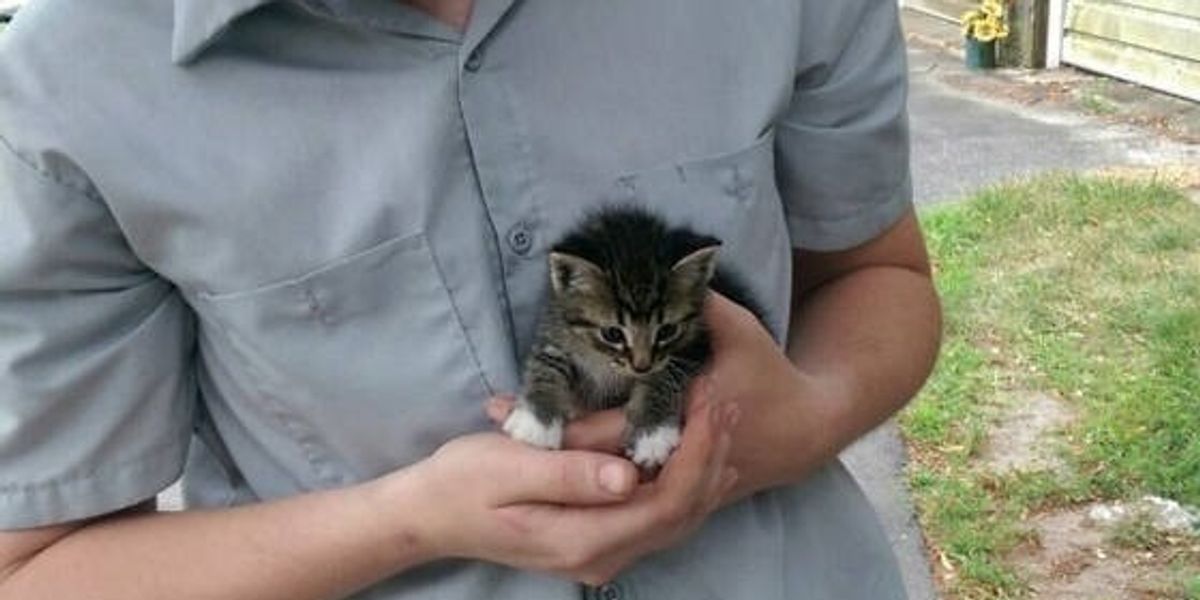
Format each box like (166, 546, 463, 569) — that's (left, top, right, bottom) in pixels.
(0, 435, 186, 495)
(0, 133, 102, 203)
(425, 242, 496, 398)
(785, 174, 911, 225)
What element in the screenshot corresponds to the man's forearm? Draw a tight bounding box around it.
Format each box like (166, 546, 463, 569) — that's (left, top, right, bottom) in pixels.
(0, 473, 432, 600)
(781, 264, 941, 475)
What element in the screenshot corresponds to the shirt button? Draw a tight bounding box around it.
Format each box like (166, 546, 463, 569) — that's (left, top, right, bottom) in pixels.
(596, 583, 623, 600)
(464, 49, 483, 72)
(507, 223, 534, 256)
(615, 175, 638, 200)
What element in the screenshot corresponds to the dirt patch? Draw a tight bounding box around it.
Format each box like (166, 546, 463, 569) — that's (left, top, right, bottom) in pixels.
(1090, 164, 1200, 209)
(1010, 507, 1200, 599)
(1091, 164, 1200, 190)
(981, 391, 1076, 474)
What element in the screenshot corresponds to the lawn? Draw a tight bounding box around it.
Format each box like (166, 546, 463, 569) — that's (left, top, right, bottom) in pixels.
(904, 174, 1200, 598)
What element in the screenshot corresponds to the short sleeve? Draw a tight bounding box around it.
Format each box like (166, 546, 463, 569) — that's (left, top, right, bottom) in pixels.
(775, 0, 913, 251)
(0, 139, 194, 529)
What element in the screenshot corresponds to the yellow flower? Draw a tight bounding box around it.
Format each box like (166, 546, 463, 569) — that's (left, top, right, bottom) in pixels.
(962, 10, 982, 35)
(962, 0, 1009, 40)
(974, 21, 999, 42)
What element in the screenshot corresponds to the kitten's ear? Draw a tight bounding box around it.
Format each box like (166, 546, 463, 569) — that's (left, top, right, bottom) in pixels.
(670, 244, 720, 290)
(548, 252, 608, 295)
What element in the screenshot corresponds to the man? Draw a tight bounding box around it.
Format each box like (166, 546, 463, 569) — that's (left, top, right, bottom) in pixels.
(0, 0, 941, 598)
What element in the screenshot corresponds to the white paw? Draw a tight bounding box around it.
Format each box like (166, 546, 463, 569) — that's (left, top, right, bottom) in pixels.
(627, 425, 681, 469)
(502, 404, 563, 450)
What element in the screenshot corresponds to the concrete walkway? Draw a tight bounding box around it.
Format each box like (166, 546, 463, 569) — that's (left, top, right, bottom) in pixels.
(840, 11, 1199, 600)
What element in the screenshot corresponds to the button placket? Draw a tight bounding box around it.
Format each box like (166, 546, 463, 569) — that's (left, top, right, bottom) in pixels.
(596, 582, 624, 600)
(615, 175, 638, 199)
(464, 48, 483, 72)
(456, 18, 547, 354)
(506, 222, 534, 256)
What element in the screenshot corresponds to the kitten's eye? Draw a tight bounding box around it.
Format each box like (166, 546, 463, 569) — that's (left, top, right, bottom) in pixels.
(600, 327, 626, 345)
(655, 323, 679, 344)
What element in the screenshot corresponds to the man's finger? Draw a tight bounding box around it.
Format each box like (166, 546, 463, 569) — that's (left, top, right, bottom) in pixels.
(682, 376, 716, 418)
(533, 399, 729, 558)
(702, 291, 758, 349)
(489, 396, 625, 453)
(656, 392, 724, 494)
(575, 398, 727, 543)
(485, 395, 517, 425)
(497, 447, 638, 507)
(562, 409, 625, 453)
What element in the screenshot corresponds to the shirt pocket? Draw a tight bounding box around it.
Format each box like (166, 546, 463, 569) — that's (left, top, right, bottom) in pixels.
(609, 131, 792, 338)
(192, 232, 490, 488)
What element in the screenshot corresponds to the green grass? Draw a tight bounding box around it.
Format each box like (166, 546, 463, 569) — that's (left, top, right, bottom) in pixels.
(1077, 81, 1122, 117)
(1080, 92, 1119, 116)
(903, 174, 1200, 598)
(1186, 574, 1200, 600)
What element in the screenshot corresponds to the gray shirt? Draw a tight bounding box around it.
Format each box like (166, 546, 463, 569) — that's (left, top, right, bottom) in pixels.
(0, 0, 913, 597)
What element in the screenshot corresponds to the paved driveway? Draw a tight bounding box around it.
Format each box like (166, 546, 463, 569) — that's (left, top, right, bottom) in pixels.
(906, 43, 1198, 205)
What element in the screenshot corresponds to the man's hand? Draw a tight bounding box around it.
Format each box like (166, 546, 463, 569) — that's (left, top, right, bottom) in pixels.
(486, 291, 809, 505)
(407, 388, 738, 585)
(483, 209, 944, 517)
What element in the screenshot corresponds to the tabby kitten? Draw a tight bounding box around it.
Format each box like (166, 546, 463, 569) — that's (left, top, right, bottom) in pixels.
(502, 206, 759, 470)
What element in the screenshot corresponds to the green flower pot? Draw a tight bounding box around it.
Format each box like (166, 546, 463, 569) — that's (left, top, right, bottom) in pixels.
(965, 37, 997, 70)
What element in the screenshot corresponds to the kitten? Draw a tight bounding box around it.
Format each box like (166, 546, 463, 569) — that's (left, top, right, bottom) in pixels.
(502, 206, 760, 470)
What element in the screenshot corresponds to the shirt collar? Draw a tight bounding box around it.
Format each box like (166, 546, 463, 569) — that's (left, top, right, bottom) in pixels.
(171, 0, 518, 65)
(171, 0, 277, 64)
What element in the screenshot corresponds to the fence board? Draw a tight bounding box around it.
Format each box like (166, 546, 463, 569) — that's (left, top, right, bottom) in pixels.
(1063, 32, 1200, 102)
(1115, 0, 1200, 20)
(1068, 0, 1200, 62)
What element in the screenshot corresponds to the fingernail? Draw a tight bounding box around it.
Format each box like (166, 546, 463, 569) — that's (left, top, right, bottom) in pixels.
(599, 462, 632, 496)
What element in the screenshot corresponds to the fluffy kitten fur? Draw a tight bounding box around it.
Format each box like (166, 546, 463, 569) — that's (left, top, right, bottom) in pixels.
(503, 206, 759, 469)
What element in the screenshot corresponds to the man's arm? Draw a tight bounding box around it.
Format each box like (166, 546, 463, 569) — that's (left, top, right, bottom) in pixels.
(0, 416, 751, 597)
(0, 476, 433, 600)
(785, 208, 941, 462)
(702, 208, 941, 498)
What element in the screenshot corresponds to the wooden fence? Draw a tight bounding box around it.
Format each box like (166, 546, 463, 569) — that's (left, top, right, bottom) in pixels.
(1061, 0, 1200, 101)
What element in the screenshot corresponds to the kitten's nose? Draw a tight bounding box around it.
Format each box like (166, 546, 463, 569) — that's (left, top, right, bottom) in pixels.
(630, 355, 653, 373)
(629, 336, 654, 373)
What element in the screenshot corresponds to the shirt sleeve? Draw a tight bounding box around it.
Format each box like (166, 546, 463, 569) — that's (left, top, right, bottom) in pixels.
(0, 139, 194, 529)
(775, 0, 913, 251)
